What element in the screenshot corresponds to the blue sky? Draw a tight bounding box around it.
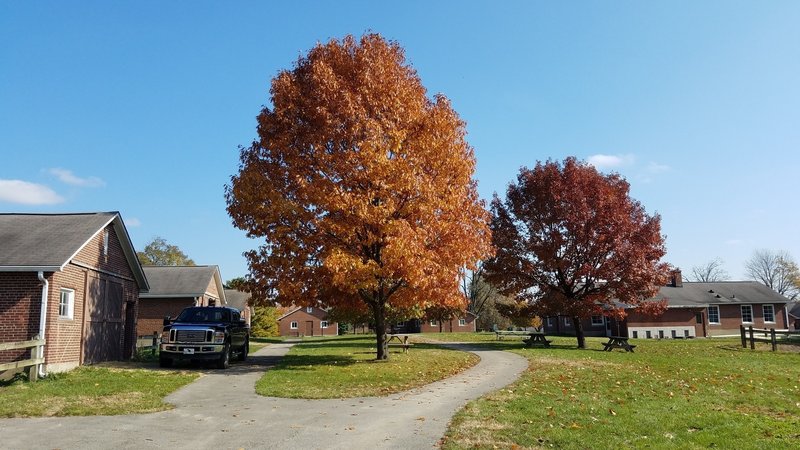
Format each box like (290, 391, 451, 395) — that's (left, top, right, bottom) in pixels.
(2, 1, 799, 282)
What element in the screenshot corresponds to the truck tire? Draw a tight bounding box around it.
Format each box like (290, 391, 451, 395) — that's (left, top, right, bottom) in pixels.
(217, 342, 231, 369)
(237, 338, 249, 362)
(159, 355, 172, 368)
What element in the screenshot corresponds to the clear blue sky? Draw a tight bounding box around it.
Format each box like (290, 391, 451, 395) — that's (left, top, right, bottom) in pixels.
(2, 1, 799, 282)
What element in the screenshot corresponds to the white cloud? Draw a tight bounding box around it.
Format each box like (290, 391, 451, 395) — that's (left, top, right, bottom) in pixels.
(0, 179, 64, 205)
(48, 168, 106, 188)
(126, 217, 142, 227)
(587, 154, 635, 170)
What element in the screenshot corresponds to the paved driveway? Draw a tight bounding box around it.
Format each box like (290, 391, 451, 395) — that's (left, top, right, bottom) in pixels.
(0, 342, 527, 449)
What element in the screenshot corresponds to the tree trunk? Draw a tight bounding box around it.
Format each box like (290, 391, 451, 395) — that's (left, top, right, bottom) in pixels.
(573, 316, 586, 349)
(373, 302, 388, 360)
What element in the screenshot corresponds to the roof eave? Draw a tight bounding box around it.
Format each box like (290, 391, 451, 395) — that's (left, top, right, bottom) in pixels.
(0, 266, 61, 272)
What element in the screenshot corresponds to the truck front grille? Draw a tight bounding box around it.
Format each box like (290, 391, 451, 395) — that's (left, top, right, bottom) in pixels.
(175, 329, 212, 343)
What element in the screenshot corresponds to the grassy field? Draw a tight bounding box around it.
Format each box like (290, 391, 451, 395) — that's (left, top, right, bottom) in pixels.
(438, 333, 800, 449)
(0, 367, 198, 417)
(255, 334, 479, 398)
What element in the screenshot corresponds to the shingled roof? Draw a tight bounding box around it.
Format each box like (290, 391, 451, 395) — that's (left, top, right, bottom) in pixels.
(0, 211, 148, 290)
(140, 265, 225, 302)
(224, 289, 250, 310)
(656, 281, 788, 308)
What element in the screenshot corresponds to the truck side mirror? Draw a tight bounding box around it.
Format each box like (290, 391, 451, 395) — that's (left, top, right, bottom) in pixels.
(163, 316, 172, 326)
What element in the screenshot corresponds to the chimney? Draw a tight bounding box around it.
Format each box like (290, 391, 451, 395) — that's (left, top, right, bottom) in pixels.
(671, 269, 683, 287)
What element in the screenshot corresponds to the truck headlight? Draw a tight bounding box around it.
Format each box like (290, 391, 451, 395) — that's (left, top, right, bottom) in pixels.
(214, 331, 225, 343)
(161, 330, 170, 343)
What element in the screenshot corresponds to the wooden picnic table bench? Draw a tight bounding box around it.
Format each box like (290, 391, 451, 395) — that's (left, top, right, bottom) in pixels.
(523, 332, 552, 348)
(495, 330, 532, 340)
(385, 334, 414, 352)
(602, 336, 636, 352)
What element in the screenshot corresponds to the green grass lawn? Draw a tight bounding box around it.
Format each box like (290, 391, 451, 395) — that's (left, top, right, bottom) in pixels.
(255, 334, 479, 398)
(0, 367, 199, 417)
(439, 334, 800, 449)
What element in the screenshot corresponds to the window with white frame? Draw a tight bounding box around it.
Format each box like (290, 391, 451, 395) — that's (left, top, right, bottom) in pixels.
(708, 305, 720, 324)
(321, 321, 328, 328)
(290, 321, 298, 329)
(306, 307, 313, 313)
(762, 304, 775, 323)
(563, 317, 571, 327)
(546, 317, 553, 327)
(430, 320, 438, 326)
(458, 318, 466, 326)
(59, 289, 74, 319)
(591, 315, 604, 326)
(741, 305, 753, 323)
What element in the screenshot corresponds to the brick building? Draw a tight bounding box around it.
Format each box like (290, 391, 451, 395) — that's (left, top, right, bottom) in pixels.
(277, 306, 338, 337)
(136, 265, 226, 337)
(223, 289, 252, 327)
(542, 271, 790, 339)
(0, 212, 148, 373)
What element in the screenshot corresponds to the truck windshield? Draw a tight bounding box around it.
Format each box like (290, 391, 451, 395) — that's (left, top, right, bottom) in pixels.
(176, 308, 230, 323)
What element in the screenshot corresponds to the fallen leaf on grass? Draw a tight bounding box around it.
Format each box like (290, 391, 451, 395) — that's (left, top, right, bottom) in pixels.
(609, 409, 617, 416)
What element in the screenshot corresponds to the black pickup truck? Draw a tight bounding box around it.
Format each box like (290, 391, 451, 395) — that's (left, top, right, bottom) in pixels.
(159, 306, 249, 369)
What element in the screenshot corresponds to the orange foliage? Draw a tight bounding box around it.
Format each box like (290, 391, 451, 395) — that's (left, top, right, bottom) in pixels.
(225, 34, 492, 356)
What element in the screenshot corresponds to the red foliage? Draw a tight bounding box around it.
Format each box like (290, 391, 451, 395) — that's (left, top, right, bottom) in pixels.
(485, 158, 669, 346)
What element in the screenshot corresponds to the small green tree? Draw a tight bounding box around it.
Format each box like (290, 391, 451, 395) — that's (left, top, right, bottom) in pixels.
(249, 306, 280, 337)
(137, 236, 195, 266)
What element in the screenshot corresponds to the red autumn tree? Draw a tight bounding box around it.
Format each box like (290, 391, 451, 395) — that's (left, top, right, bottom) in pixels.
(225, 34, 492, 360)
(485, 158, 668, 348)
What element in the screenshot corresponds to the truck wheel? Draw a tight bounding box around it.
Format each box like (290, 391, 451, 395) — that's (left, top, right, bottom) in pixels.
(217, 342, 231, 369)
(237, 338, 249, 362)
(159, 355, 172, 368)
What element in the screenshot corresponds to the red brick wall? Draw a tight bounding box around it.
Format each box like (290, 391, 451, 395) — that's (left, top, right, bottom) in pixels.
(0, 272, 42, 363)
(278, 307, 338, 337)
(419, 314, 476, 333)
(625, 304, 789, 337)
(203, 275, 220, 305)
(137, 297, 196, 337)
(542, 316, 609, 337)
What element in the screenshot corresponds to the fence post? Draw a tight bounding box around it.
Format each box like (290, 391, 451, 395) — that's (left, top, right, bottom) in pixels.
(748, 326, 755, 350)
(740, 325, 746, 348)
(770, 328, 777, 352)
(27, 334, 40, 381)
(152, 331, 158, 356)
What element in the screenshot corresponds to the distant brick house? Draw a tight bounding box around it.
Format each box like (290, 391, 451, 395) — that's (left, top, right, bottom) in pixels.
(542, 271, 790, 339)
(389, 311, 477, 334)
(277, 306, 338, 337)
(136, 265, 226, 337)
(0, 212, 148, 373)
(224, 289, 253, 327)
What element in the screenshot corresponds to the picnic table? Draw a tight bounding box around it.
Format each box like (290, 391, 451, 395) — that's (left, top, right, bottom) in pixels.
(385, 334, 413, 352)
(523, 332, 552, 348)
(602, 336, 636, 352)
(495, 330, 532, 340)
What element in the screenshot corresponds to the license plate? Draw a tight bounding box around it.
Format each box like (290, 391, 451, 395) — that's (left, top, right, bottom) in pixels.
(183, 348, 195, 355)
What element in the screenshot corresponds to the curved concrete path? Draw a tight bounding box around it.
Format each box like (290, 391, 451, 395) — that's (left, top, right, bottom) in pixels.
(0, 342, 527, 449)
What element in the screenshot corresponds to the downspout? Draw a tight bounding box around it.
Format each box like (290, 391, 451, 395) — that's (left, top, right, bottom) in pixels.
(37, 271, 49, 378)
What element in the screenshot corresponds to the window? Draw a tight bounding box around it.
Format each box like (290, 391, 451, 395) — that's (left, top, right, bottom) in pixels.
(658, 330, 664, 339)
(645, 330, 652, 339)
(306, 307, 313, 313)
(290, 321, 298, 329)
(632, 331, 638, 338)
(741, 305, 753, 323)
(763, 304, 775, 323)
(458, 318, 466, 326)
(546, 317, 553, 327)
(321, 321, 328, 329)
(591, 315, 604, 326)
(563, 317, 571, 327)
(430, 320, 438, 326)
(59, 289, 74, 319)
(684, 330, 690, 338)
(708, 306, 720, 324)
(233, 310, 241, 322)
(671, 330, 677, 338)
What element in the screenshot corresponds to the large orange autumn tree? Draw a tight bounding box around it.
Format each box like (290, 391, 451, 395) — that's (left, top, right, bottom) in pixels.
(225, 34, 491, 359)
(485, 158, 668, 349)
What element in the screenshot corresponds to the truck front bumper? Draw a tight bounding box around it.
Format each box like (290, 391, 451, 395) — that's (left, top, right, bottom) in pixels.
(160, 343, 225, 361)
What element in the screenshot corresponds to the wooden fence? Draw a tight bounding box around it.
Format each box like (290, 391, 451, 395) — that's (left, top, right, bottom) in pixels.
(0, 336, 45, 380)
(740, 325, 800, 351)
